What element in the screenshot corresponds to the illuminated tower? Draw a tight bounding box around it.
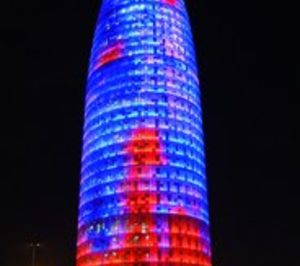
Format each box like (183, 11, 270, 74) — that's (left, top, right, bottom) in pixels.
(77, 0, 212, 265)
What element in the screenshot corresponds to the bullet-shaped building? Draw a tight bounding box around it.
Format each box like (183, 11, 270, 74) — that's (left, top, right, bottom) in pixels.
(77, 0, 212, 265)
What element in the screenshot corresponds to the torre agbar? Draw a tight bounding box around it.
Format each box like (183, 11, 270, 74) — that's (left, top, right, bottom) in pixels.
(77, 0, 212, 265)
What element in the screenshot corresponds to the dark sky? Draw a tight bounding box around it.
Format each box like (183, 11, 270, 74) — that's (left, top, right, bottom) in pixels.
(2, 0, 293, 266)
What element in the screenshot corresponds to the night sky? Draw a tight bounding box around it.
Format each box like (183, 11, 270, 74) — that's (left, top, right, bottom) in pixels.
(2, 0, 293, 266)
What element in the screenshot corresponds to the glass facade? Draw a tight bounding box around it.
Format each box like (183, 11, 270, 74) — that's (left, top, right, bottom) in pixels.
(77, 0, 212, 265)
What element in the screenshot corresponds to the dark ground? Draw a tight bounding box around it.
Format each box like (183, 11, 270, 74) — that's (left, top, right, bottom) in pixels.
(1, 0, 294, 266)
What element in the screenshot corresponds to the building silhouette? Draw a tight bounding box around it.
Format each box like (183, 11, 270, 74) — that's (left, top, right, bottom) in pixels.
(77, 0, 212, 265)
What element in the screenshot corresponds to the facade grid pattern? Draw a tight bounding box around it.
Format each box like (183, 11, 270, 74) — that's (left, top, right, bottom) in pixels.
(77, 0, 212, 265)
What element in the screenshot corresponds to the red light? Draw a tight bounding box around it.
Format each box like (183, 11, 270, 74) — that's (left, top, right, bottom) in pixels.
(94, 42, 123, 70)
(122, 128, 165, 261)
(164, 0, 177, 5)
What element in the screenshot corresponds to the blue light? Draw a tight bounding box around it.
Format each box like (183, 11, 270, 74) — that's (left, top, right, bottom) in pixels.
(77, 0, 212, 265)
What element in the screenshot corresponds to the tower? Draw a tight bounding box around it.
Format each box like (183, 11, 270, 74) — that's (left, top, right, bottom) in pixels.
(77, 0, 212, 265)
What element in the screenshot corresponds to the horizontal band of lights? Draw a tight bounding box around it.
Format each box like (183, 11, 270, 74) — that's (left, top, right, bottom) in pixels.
(77, 0, 212, 265)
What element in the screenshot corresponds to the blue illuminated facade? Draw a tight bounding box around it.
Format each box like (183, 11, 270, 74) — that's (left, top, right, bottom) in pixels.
(77, 0, 212, 265)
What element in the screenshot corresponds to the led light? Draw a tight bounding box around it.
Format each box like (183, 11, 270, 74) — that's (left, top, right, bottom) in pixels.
(77, 0, 212, 265)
